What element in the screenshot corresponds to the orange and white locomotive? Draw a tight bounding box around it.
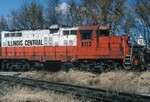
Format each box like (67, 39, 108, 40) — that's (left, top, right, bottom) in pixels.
(0, 24, 140, 71)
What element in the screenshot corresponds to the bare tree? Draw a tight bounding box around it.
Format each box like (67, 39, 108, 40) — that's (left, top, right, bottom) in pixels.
(0, 16, 8, 31)
(81, 0, 127, 34)
(123, 10, 136, 34)
(80, 0, 100, 25)
(134, 0, 150, 46)
(46, 0, 61, 25)
(9, 10, 20, 29)
(26, 1, 44, 29)
(65, 0, 82, 26)
(10, 0, 44, 30)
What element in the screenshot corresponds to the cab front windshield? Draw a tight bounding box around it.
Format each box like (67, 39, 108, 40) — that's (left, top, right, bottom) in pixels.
(99, 30, 109, 36)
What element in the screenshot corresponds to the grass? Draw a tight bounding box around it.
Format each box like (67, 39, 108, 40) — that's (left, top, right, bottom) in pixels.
(0, 86, 82, 102)
(20, 70, 150, 95)
(1, 70, 149, 101)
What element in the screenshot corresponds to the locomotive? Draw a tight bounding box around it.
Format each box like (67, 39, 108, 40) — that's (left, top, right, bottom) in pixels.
(0, 24, 147, 71)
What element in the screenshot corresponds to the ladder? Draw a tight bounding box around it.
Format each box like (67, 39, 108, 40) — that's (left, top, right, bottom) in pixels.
(124, 55, 132, 69)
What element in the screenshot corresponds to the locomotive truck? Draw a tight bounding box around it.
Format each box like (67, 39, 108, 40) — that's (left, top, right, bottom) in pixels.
(0, 24, 146, 71)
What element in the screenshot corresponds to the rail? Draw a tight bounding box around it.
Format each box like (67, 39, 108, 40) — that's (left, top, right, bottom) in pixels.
(0, 75, 149, 102)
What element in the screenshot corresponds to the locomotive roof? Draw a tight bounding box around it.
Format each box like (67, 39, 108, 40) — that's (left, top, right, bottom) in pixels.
(1, 26, 78, 33)
(78, 24, 109, 31)
(1, 29, 49, 32)
(78, 25, 100, 30)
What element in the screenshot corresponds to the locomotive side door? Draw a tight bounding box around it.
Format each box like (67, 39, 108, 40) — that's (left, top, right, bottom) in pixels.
(97, 27, 110, 55)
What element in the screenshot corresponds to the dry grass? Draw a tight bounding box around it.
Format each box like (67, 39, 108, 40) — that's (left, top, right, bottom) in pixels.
(0, 86, 81, 102)
(98, 71, 150, 94)
(20, 71, 97, 86)
(20, 70, 150, 95)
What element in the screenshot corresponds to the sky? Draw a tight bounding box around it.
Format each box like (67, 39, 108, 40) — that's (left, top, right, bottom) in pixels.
(0, 0, 46, 17)
(0, 0, 133, 17)
(0, 0, 21, 16)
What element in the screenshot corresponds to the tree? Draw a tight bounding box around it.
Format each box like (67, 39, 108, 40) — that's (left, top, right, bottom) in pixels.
(80, 0, 100, 25)
(9, 9, 22, 29)
(0, 16, 8, 31)
(26, 1, 44, 29)
(10, 0, 44, 30)
(134, 0, 150, 46)
(122, 10, 136, 34)
(81, 0, 127, 34)
(46, 0, 61, 25)
(65, 0, 82, 26)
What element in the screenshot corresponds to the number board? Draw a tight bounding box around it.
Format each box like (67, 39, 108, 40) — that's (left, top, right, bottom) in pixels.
(81, 41, 92, 47)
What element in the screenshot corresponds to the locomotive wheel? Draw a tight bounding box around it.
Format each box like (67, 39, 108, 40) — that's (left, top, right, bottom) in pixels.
(78, 63, 87, 71)
(22, 63, 30, 71)
(34, 62, 43, 70)
(61, 62, 74, 72)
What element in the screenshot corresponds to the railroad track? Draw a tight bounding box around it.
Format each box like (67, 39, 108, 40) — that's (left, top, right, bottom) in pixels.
(0, 75, 149, 102)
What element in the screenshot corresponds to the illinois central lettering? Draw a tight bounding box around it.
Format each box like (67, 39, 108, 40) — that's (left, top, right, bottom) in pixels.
(25, 40, 43, 46)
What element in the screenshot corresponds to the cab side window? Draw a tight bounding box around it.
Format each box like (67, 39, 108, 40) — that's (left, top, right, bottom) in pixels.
(70, 30, 77, 35)
(80, 30, 93, 40)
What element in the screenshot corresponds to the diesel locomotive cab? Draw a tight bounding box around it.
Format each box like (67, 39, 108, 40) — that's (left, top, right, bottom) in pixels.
(98, 24, 110, 37)
(76, 24, 131, 71)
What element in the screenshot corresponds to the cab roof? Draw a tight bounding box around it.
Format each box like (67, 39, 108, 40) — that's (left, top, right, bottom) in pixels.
(78, 24, 109, 31)
(78, 24, 100, 30)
